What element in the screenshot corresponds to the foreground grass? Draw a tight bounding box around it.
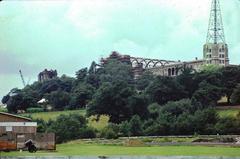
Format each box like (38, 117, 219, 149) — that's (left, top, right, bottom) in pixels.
(24, 109, 86, 121)
(2, 144, 240, 157)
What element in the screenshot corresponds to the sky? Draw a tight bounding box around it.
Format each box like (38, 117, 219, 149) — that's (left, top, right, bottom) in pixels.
(0, 0, 239, 101)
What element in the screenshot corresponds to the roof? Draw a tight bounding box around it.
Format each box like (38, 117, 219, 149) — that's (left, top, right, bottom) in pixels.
(0, 112, 32, 122)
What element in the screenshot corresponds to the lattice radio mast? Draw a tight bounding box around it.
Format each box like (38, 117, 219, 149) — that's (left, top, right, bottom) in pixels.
(206, 0, 226, 44)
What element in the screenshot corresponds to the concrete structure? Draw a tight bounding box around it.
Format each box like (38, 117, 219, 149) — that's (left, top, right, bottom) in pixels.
(38, 69, 57, 82)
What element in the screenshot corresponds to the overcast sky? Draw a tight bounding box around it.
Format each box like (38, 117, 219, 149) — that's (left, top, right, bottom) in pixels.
(0, 0, 239, 100)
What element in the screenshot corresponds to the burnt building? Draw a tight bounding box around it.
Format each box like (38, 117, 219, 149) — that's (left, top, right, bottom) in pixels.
(38, 69, 57, 82)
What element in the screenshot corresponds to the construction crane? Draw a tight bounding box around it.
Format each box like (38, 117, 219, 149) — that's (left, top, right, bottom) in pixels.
(19, 70, 26, 87)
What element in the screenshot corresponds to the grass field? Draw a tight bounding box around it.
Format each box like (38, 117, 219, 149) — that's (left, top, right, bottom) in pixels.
(23, 109, 86, 121)
(22, 109, 109, 130)
(216, 108, 240, 118)
(23, 108, 239, 122)
(2, 144, 240, 157)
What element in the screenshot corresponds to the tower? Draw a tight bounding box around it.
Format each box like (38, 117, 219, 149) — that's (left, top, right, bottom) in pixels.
(203, 0, 229, 66)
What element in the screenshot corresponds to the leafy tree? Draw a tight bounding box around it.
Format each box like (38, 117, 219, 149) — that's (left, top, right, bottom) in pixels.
(99, 59, 134, 85)
(215, 117, 240, 135)
(220, 66, 240, 103)
(47, 113, 88, 143)
(2, 94, 10, 104)
(119, 121, 131, 137)
(161, 99, 195, 116)
(76, 68, 88, 81)
(47, 90, 71, 110)
(128, 115, 143, 136)
(128, 94, 149, 119)
(6, 93, 23, 113)
(191, 81, 223, 109)
(136, 71, 154, 91)
(192, 108, 218, 135)
(231, 84, 240, 104)
(100, 125, 119, 139)
(59, 75, 75, 92)
(70, 83, 95, 109)
(88, 81, 134, 123)
(88, 61, 97, 74)
(177, 66, 195, 98)
(146, 76, 187, 105)
(147, 103, 161, 119)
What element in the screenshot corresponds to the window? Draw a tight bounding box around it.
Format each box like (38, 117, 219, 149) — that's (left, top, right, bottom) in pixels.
(168, 68, 171, 76)
(172, 68, 175, 76)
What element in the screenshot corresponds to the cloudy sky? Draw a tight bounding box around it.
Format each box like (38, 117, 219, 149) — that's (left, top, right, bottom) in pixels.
(0, 0, 239, 100)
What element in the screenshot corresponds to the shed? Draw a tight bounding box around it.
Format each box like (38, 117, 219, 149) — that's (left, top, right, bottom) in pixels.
(0, 112, 37, 134)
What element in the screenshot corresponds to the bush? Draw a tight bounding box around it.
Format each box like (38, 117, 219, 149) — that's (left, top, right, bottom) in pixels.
(100, 125, 119, 139)
(215, 117, 240, 135)
(79, 127, 96, 139)
(129, 115, 143, 136)
(26, 107, 44, 113)
(47, 113, 88, 143)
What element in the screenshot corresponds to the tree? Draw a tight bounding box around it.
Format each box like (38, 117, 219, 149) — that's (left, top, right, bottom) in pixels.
(146, 76, 187, 105)
(2, 94, 10, 104)
(99, 59, 134, 85)
(191, 81, 223, 109)
(220, 66, 240, 104)
(176, 66, 195, 98)
(47, 113, 89, 143)
(161, 99, 195, 116)
(6, 93, 23, 113)
(87, 81, 134, 123)
(47, 90, 71, 110)
(136, 71, 154, 91)
(76, 68, 88, 81)
(70, 83, 95, 109)
(128, 94, 149, 120)
(192, 108, 218, 135)
(128, 115, 143, 136)
(230, 84, 240, 104)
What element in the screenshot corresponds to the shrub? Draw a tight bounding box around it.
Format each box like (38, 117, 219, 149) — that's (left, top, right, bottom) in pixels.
(79, 127, 96, 139)
(129, 115, 143, 136)
(47, 113, 88, 143)
(100, 125, 119, 139)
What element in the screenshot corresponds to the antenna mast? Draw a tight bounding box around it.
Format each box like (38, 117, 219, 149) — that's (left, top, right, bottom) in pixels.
(206, 0, 225, 44)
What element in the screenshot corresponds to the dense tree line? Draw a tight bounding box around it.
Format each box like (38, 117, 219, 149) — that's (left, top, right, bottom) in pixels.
(2, 59, 240, 138)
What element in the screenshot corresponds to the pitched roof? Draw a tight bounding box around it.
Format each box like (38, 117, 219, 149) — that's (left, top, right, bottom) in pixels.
(0, 112, 32, 121)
